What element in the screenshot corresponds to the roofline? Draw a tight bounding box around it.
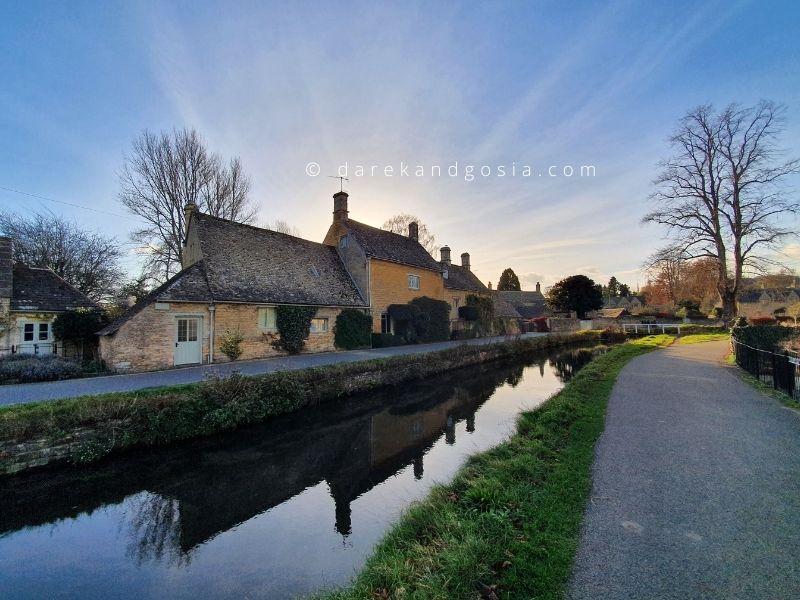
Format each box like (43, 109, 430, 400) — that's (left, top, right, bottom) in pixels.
(368, 256, 443, 273)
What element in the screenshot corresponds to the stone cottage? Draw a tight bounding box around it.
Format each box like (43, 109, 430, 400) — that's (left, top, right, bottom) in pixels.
(98, 206, 367, 371)
(438, 246, 490, 321)
(323, 191, 445, 334)
(0, 236, 98, 356)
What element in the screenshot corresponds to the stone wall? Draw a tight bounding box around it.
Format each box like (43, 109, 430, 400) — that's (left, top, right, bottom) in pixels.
(370, 259, 444, 332)
(99, 302, 344, 372)
(548, 317, 580, 332)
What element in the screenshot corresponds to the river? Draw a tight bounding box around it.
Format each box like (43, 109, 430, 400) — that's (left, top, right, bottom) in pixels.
(0, 344, 603, 599)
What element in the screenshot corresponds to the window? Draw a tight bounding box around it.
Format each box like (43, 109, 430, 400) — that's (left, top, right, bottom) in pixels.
(258, 307, 277, 330)
(38, 323, 49, 341)
(443, 269, 448, 279)
(339, 235, 348, 248)
(381, 312, 391, 334)
(23, 323, 34, 342)
(408, 274, 420, 290)
(310, 318, 328, 333)
(177, 318, 198, 342)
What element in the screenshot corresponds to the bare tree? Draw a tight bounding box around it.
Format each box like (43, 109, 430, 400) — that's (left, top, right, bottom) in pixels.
(0, 210, 123, 302)
(643, 101, 799, 319)
(266, 220, 302, 237)
(119, 128, 258, 280)
(381, 214, 439, 256)
(644, 247, 688, 305)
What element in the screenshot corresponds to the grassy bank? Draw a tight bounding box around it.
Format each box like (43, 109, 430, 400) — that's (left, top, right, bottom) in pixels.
(1, 333, 593, 475)
(316, 335, 674, 600)
(678, 332, 730, 344)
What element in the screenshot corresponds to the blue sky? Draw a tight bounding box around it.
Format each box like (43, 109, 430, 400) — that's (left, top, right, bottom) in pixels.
(1, 0, 799, 289)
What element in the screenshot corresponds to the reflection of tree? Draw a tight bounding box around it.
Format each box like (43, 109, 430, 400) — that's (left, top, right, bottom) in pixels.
(124, 492, 184, 566)
(504, 364, 525, 388)
(549, 349, 596, 383)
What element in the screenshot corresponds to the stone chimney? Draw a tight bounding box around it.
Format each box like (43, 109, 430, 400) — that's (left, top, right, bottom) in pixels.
(333, 191, 349, 222)
(488, 281, 492, 290)
(184, 202, 198, 229)
(461, 252, 470, 271)
(408, 221, 419, 242)
(0, 236, 12, 301)
(536, 282, 541, 294)
(440, 245, 451, 266)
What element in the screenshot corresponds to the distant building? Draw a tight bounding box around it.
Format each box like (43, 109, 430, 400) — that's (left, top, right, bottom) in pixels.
(737, 288, 800, 318)
(438, 246, 490, 320)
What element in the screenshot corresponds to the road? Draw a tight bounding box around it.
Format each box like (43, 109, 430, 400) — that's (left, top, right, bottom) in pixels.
(0, 333, 546, 406)
(568, 340, 800, 600)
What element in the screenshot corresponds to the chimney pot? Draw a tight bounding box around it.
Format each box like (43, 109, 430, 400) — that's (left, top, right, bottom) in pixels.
(440, 245, 451, 265)
(333, 191, 349, 222)
(408, 221, 419, 242)
(536, 281, 541, 294)
(488, 281, 492, 290)
(461, 252, 470, 271)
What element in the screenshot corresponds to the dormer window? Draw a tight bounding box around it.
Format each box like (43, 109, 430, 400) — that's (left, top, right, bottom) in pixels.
(443, 269, 449, 279)
(339, 236, 348, 248)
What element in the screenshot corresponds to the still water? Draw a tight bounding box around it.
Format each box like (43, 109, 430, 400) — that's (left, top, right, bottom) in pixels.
(0, 345, 602, 599)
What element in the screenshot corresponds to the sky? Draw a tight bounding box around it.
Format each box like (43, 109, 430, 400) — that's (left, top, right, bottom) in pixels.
(1, 0, 799, 291)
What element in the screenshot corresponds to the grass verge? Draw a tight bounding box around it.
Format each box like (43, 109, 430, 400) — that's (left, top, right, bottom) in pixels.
(678, 332, 730, 344)
(726, 353, 800, 410)
(315, 335, 674, 600)
(1, 333, 596, 474)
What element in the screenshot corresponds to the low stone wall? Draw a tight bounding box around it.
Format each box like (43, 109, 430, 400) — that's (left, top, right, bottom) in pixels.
(1, 333, 592, 476)
(548, 317, 580, 332)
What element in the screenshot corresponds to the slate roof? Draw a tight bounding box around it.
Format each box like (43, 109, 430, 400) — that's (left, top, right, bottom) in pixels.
(444, 263, 488, 293)
(99, 214, 366, 336)
(597, 307, 629, 319)
(343, 219, 442, 271)
(739, 288, 800, 304)
(10, 264, 98, 312)
(495, 290, 549, 319)
(491, 292, 522, 319)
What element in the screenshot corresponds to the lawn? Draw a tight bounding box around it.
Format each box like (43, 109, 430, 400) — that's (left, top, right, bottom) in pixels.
(678, 332, 730, 344)
(316, 335, 674, 600)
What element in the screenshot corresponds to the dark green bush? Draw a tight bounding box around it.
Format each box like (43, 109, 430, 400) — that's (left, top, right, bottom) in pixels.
(52, 309, 108, 360)
(371, 332, 404, 347)
(458, 306, 480, 321)
(275, 305, 317, 354)
(466, 294, 495, 336)
(409, 296, 451, 342)
(334, 309, 372, 349)
(731, 324, 793, 350)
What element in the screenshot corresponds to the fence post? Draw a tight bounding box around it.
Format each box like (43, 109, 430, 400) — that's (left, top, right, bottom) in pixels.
(771, 351, 778, 390)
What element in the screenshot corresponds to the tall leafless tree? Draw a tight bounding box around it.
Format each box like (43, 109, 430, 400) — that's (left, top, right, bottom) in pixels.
(0, 209, 124, 302)
(119, 128, 258, 280)
(381, 213, 439, 256)
(643, 101, 799, 319)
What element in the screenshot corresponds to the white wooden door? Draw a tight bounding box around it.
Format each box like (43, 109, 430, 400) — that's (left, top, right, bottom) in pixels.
(174, 317, 202, 365)
(18, 320, 54, 355)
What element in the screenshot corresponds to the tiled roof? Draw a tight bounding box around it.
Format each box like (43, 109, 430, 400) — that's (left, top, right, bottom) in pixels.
(343, 219, 441, 271)
(99, 214, 367, 336)
(444, 263, 488, 293)
(495, 290, 549, 319)
(491, 293, 522, 319)
(196, 215, 365, 306)
(10, 264, 97, 312)
(97, 262, 211, 335)
(739, 288, 800, 304)
(597, 307, 628, 319)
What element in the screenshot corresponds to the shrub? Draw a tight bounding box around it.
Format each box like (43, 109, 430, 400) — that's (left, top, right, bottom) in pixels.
(275, 305, 317, 354)
(465, 294, 495, 336)
(750, 316, 778, 326)
(0, 355, 84, 384)
(458, 305, 480, 321)
(52, 309, 108, 359)
(732, 324, 792, 350)
(219, 328, 244, 361)
(334, 309, 372, 349)
(409, 296, 451, 342)
(371, 333, 404, 348)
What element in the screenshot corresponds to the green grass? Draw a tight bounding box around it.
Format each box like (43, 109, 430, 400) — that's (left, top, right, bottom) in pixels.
(726, 353, 800, 410)
(678, 332, 731, 344)
(316, 335, 674, 600)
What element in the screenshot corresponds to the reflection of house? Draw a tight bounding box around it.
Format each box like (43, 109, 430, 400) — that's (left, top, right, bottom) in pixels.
(438, 246, 489, 320)
(323, 192, 444, 333)
(0, 237, 97, 356)
(737, 288, 800, 318)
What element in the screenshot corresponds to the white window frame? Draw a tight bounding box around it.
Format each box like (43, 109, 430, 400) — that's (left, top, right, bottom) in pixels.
(339, 235, 348, 248)
(257, 306, 278, 331)
(408, 274, 420, 290)
(310, 317, 328, 334)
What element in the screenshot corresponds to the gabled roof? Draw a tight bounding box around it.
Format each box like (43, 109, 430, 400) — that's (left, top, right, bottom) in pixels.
(491, 293, 522, 319)
(597, 307, 629, 319)
(739, 288, 800, 304)
(444, 263, 488, 293)
(10, 264, 97, 312)
(342, 219, 441, 271)
(99, 214, 367, 336)
(495, 290, 549, 319)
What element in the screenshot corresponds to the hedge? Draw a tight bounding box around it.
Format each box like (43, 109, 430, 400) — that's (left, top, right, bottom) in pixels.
(335, 309, 372, 349)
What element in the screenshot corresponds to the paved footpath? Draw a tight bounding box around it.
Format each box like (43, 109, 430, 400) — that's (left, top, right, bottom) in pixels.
(568, 340, 800, 600)
(0, 333, 546, 406)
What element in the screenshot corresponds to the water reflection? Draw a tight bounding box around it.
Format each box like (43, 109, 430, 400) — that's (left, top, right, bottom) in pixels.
(0, 344, 603, 599)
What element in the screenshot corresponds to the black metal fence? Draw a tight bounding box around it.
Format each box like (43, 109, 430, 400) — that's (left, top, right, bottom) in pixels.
(732, 339, 799, 401)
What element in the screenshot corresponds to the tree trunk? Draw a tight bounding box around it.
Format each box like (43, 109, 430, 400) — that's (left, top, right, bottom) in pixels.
(720, 290, 738, 322)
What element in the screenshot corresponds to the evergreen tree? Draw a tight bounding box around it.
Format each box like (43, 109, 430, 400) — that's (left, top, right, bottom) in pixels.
(497, 268, 521, 291)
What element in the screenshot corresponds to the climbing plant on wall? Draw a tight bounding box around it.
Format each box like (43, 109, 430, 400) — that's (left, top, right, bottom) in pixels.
(274, 305, 317, 354)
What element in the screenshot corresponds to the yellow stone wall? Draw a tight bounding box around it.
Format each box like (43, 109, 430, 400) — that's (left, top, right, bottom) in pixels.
(99, 302, 342, 372)
(369, 259, 444, 332)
